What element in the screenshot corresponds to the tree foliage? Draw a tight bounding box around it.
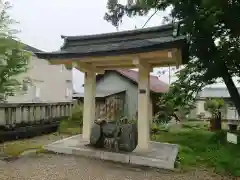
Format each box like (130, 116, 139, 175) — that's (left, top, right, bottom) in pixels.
(105, 0, 240, 116)
(204, 98, 225, 117)
(0, 1, 30, 101)
(204, 98, 225, 130)
(154, 61, 207, 122)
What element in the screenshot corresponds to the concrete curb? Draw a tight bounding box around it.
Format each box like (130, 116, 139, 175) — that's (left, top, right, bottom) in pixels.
(44, 142, 178, 170)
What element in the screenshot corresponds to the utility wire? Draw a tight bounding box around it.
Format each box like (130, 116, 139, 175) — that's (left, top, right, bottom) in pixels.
(141, 9, 158, 28)
(140, 8, 173, 84)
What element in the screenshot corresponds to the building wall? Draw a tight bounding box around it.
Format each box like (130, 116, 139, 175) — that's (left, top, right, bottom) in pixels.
(224, 101, 239, 120)
(95, 71, 153, 120)
(7, 55, 73, 103)
(195, 99, 211, 118)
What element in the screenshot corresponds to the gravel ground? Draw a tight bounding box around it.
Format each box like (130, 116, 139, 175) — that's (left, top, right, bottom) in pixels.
(0, 134, 238, 180)
(0, 153, 237, 180)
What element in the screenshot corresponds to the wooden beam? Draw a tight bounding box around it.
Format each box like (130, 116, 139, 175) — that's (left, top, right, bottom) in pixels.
(48, 59, 72, 65)
(132, 58, 153, 72)
(175, 49, 182, 68)
(97, 65, 136, 70)
(46, 48, 181, 69)
(93, 60, 132, 66)
(80, 49, 172, 63)
(74, 62, 105, 73)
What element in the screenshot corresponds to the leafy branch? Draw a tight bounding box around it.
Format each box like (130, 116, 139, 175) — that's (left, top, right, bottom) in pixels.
(0, 1, 30, 101)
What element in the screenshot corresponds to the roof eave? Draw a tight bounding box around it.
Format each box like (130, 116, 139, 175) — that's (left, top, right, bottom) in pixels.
(35, 37, 188, 64)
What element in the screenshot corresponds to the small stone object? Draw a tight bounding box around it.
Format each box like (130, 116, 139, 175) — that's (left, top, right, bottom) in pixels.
(102, 122, 120, 138)
(90, 120, 138, 152)
(118, 124, 137, 152)
(90, 123, 101, 145)
(103, 138, 119, 152)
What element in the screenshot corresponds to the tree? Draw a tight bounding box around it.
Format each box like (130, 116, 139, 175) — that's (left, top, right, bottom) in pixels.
(204, 98, 225, 130)
(154, 60, 206, 123)
(0, 1, 30, 101)
(104, 0, 240, 116)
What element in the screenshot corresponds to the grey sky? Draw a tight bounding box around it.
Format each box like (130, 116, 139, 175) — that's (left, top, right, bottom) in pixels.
(9, 0, 171, 51)
(7, 0, 173, 92)
(7, 0, 230, 92)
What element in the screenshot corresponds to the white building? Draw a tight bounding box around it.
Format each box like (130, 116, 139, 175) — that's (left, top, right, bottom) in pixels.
(7, 43, 73, 103)
(190, 87, 240, 120)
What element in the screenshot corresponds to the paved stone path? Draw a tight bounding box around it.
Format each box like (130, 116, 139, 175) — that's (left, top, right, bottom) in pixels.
(0, 154, 236, 180)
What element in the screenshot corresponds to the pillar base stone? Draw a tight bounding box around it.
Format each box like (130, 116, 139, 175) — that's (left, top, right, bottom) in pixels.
(82, 135, 90, 142)
(134, 143, 151, 153)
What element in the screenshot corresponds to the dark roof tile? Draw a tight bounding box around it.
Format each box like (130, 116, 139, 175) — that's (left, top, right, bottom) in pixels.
(63, 36, 185, 54)
(73, 89, 126, 98)
(84, 69, 169, 93)
(23, 43, 43, 53)
(35, 23, 188, 63)
(115, 69, 169, 93)
(11, 39, 43, 53)
(61, 23, 175, 41)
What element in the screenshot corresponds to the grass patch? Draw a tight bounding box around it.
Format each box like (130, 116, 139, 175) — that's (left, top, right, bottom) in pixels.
(1, 120, 81, 157)
(1, 140, 43, 157)
(181, 121, 209, 130)
(57, 119, 82, 135)
(152, 124, 240, 176)
(57, 103, 83, 135)
(1, 133, 72, 157)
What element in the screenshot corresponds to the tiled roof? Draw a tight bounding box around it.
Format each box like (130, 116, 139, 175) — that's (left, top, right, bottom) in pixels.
(11, 39, 43, 53)
(113, 69, 169, 93)
(83, 69, 169, 93)
(73, 89, 126, 98)
(198, 87, 240, 98)
(62, 23, 175, 41)
(35, 23, 189, 64)
(23, 43, 43, 53)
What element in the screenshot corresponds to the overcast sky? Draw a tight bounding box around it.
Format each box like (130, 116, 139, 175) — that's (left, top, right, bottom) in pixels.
(7, 0, 231, 92)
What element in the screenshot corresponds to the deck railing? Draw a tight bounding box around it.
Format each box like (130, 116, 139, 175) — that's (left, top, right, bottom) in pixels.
(0, 102, 73, 130)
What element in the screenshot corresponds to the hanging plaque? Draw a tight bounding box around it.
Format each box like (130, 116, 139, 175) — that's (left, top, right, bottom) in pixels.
(139, 89, 146, 94)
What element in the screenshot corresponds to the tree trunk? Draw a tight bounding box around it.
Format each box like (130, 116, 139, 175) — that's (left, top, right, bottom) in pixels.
(210, 112, 222, 131)
(221, 63, 240, 117)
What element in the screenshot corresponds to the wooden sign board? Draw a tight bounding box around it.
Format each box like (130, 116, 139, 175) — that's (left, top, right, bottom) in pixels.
(227, 132, 238, 144)
(139, 89, 146, 94)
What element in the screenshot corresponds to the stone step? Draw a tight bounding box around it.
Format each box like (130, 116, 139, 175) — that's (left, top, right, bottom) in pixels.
(43, 135, 178, 170)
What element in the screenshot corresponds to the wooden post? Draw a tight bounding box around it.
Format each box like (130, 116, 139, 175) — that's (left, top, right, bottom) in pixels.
(82, 71, 96, 141)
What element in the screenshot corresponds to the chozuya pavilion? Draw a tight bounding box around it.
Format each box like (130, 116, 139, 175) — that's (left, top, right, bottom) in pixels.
(36, 23, 188, 155)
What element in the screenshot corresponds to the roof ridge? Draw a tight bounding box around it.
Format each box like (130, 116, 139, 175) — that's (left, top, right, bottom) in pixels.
(11, 39, 43, 53)
(61, 23, 174, 41)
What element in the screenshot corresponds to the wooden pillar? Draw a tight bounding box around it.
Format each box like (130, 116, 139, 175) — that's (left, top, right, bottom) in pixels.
(135, 61, 151, 152)
(82, 71, 96, 141)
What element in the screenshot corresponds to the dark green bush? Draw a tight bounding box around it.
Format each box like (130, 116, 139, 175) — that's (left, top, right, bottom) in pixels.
(209, 130, 227, 144)
(187, 118, 201, 121)
(181, 124, 193, 129)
